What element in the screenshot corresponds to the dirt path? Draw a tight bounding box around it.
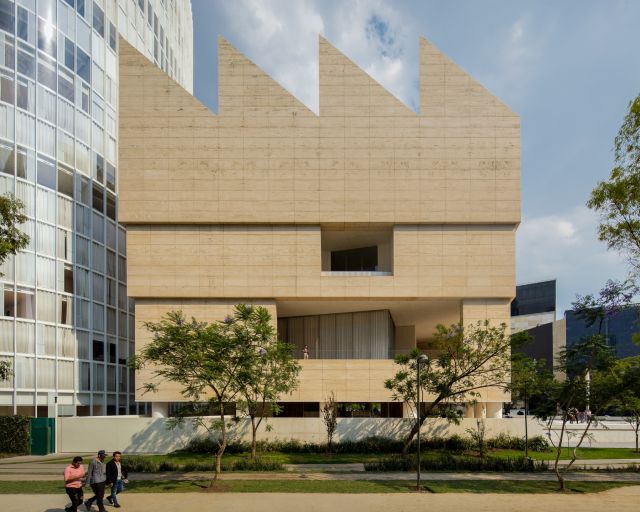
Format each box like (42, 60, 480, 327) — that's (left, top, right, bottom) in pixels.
(4, 488, 640, 512)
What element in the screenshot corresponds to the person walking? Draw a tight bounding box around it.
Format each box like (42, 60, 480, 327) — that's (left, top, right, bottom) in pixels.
(106, 451, 129, 508)
(84, 450, 107, 512)
(63, 456, 85, 512)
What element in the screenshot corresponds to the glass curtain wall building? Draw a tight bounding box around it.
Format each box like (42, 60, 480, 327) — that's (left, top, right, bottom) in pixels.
(0, 0, 193, 416)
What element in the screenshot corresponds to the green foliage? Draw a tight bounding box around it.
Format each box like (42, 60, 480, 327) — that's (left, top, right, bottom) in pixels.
(121, 455, 283, 472)
(0, 360, 12, 382)
(465, 420, 487, 458)
(0, 415, 31, 455)
(384, 320, 512, 453)
(183, 434, 549, 456)
(137, 305, 292, 481)
(364, 454, 549, 472)
(485, 434, 550, 452)
(607, 356, 640, 451)
(587, 94, 640, 269)
(0, 193, 29, 277)
(233, 304, 301, 459)
(530, 325, 623, 489)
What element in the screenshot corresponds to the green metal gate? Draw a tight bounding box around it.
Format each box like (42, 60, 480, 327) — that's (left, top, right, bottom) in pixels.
(30, 418, 55, 455)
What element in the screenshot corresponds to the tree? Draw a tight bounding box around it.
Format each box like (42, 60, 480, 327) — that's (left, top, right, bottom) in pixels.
(530, 281, 636, 491)
(384, 320, 511, 456)
(587, 94, 640, 271)
(321, 392, 338, 453)
(234, 307, 301, 461)
(509, 350, 551, 457)
(531, 335, 617, 491)
(0, 360, 12, 382)
(135, 305, 274, 486)
(610, 356, 640, 453)
(0, 193, 29, 276)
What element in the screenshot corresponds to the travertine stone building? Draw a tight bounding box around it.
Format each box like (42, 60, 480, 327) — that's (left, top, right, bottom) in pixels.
(118, 35, 520, 419)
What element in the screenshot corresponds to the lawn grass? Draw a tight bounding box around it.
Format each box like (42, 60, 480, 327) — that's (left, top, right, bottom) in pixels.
(40, 447, 640, 470)
(44, 451, 383, 466)
(0, 479, 635, 494)
(128, 447, 640, 466)
(492, 447, 640, 461)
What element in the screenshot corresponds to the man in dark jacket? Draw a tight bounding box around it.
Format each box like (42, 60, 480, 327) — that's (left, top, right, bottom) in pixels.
(106, 451, 129, 508)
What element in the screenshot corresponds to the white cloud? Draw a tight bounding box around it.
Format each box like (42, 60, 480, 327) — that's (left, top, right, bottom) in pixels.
(216, 0, 324, 112)
(214, 0, 419, 113)
(517, 206, 628, 314)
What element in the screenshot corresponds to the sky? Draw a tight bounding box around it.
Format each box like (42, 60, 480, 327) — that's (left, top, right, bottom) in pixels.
(190, 0, 640, 315)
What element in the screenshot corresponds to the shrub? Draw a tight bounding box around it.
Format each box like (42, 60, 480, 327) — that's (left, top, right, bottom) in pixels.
(183, 433, 550, 457)
(443, 434, 472, 452)
(185, 436, 405, 455)
(364, 454, 548, 472)
(0, 415, 30, 455)
(122, 454, 283, 473)
(527, 435, 551, 452)
(486, 433, 524, 450)
(224, 458, 284, 471)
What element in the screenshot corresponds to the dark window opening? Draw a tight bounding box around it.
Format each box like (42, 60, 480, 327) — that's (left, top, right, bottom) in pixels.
(92, 339, 104, 361)
(106, 192, 116, 221)
(64, 265, 74, 294)
(331, 246, 378, 272)
(275, 402, 320, 418)
(168, 402, 236, 417)
(92, 183, 104, 213)
(337, 402, 403, 418)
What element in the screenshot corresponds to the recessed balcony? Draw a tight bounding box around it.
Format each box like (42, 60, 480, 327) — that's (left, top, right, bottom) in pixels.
(321, 226, 393, 275)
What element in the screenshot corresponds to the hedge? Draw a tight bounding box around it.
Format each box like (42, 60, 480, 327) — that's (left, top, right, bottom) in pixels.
(364, 454, 549, 472)
(0, 415, 31, 454)
(184, 434, 550, 455)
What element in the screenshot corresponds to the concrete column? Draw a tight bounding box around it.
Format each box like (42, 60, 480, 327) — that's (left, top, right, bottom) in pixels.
(474, 402, 487, 419)
(151, 402, 169, 418)
(486, 402, 502, 418)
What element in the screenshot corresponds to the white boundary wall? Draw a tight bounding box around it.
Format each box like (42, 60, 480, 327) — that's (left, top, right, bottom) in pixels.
(57, 417, 638, 453)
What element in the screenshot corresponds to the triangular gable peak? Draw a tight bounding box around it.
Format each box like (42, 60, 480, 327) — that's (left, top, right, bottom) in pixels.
(419, 37, 516, 119)
(319, 35, 415, 118)
(218, 36, 315, 117)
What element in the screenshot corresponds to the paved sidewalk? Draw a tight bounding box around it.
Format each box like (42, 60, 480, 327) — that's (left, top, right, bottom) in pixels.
(3, 488, 640, 512)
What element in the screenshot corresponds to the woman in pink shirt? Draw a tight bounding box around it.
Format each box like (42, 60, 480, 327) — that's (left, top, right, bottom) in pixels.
(63, 456, 85, 512)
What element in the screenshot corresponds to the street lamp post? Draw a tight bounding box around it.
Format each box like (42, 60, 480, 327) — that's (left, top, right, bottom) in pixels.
(524, 358, 536, 459)
(416, 354, 428, 492)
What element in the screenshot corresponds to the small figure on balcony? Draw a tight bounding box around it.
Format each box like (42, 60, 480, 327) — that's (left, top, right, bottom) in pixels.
(303, 345, 309, 360)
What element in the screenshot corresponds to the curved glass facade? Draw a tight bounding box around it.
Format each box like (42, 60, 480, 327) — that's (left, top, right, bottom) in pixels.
(0, 0, 193, 416)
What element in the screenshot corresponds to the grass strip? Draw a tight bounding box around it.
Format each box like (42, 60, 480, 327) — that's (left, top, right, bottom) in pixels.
(0, 479, 636, 494)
